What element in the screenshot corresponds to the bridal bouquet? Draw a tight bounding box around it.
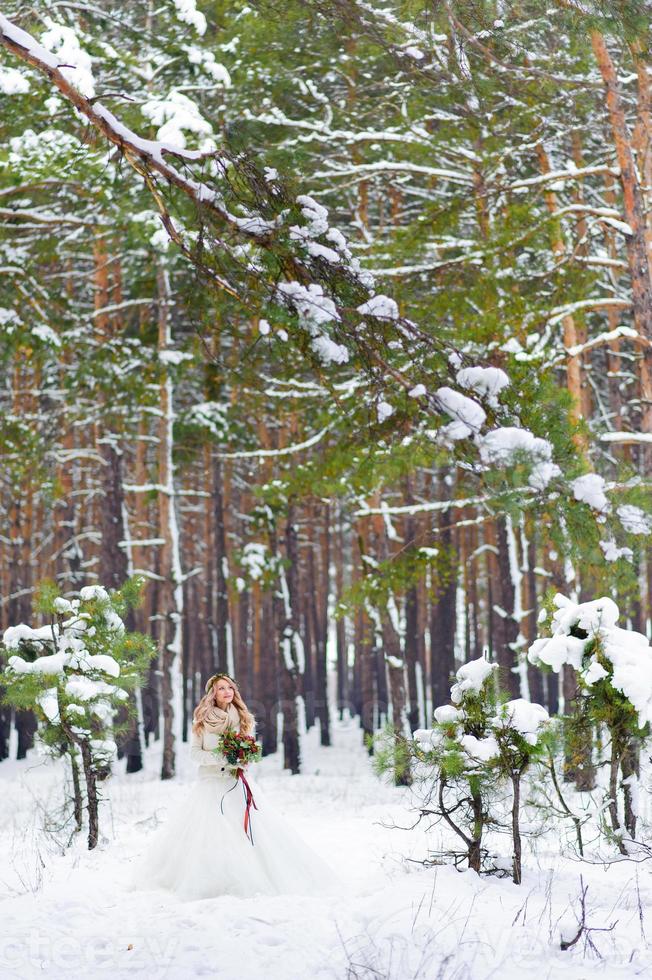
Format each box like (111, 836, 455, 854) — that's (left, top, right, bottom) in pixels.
(214, 731, 262, 770)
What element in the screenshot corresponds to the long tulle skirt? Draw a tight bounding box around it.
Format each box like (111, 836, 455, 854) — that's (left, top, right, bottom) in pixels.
(129, 768, 340, 901)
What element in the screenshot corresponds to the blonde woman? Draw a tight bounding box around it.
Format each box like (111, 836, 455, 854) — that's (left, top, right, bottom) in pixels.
(132, 673, 339, 901)
(191, 673, 256, 776)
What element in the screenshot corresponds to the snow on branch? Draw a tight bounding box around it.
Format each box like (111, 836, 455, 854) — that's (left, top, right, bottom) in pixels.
(0, 14, 268, 248)
(0, 206, 92, 226)
(354, 487, 537, 518)
(312, 161, 473, 185)
(547, 297, 631, 325)
(214, 425, 333, 460)
(549, 325, 639, 364)
(505, 164, 620, 193)
(600, 432, 652, 445)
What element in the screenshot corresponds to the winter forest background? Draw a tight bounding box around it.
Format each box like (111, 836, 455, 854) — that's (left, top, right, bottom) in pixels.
(2, 1, 652, 977)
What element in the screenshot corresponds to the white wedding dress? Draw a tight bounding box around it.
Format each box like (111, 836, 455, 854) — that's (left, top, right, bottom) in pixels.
(131, 725, 340, 902)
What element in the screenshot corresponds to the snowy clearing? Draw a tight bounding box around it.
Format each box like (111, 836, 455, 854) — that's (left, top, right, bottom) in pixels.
(2, 718, 652, 979)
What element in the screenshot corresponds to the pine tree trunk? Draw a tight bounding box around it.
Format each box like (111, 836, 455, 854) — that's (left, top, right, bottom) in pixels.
(211, 454, 230, 674)
(620, 738, 640, 840)
(467, 521, 480, 660)
(0, 707, 10, 761)
(280, 660, 300, 773)
(523, 521, 544, 704)
(79, 738, 99, 850)
(547, 672, 560, 716)
(430, 584, 455, 708)
(562, 667, 595, 790)
(430, 510, 457, 710)
(511, 770, 522, 885)
(203, 447, 216, 672)
(259, 591, 279, 756)
(15, 710, 37, 760)
(273, 512, 303, 773)
(358, 605, 375, 753)
(69, 746, 83, 832)
(98, 440, 128, 590)
(156, 265, 184, 781)
(314, 504, 331, 745)
(99, 438, 145, 773)
(469, 789, 484, 873)
(182, 576, 195, 744)
(302, 597, 316, 730)
(237, 582, 251, 694)
(535, 142, 586, 440)
(335, 507, 348, 719)
(403, 480, 420, 731)
(592, 31, 652, 462)
(608, 739, 627, 854)
(379, 590, 412, 787)
(494, 516, 521, 697)
(404, 580, 420, 730)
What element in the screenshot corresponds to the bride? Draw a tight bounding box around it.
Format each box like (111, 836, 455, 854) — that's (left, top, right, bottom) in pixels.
(132, 673, 340, 901)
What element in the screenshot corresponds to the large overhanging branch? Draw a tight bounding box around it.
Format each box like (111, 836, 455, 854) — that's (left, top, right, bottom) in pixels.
(0, 12, 459, 399)
(0, 14, 272, 253)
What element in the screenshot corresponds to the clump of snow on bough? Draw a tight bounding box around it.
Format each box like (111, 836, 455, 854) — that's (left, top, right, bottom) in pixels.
(435, 387, 486, 441)
(456, 365, 509, 407)
(277, 281, 349, 365)
(529, 593, 652, 728)
(450, 657, 497, 704)
(478, 426, 560, 490)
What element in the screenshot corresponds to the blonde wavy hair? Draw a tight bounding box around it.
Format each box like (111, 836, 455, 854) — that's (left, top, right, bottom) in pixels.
(192, 672, 255, 736)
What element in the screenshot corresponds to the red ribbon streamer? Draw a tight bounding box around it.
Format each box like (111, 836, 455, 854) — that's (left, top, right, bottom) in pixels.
(237, 767, 258, 845)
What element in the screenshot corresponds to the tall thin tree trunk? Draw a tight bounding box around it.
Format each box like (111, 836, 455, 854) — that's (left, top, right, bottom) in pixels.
(273, 509, 303, 773)
(536, 142, 586, 446)
(511, 770, 523, 885)
(592, 32, 652, 463)
(621, 738, 640, 840)
(431, 506, 457, 709)
(523, 520, 544, 704)
(335, 507, 348, 719)
(156, 265, 184, 780)
(494, 516, 521, 698)
(404, 478, 420, 731)
(211, 454, 230, 674)
(313, 503, 331, 745)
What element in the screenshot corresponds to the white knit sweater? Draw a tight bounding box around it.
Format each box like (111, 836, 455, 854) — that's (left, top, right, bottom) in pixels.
(190, 728, 232, 773)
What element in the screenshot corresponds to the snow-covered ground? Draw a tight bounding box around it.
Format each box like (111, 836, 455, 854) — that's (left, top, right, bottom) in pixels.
(1, 717, 652, 979)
